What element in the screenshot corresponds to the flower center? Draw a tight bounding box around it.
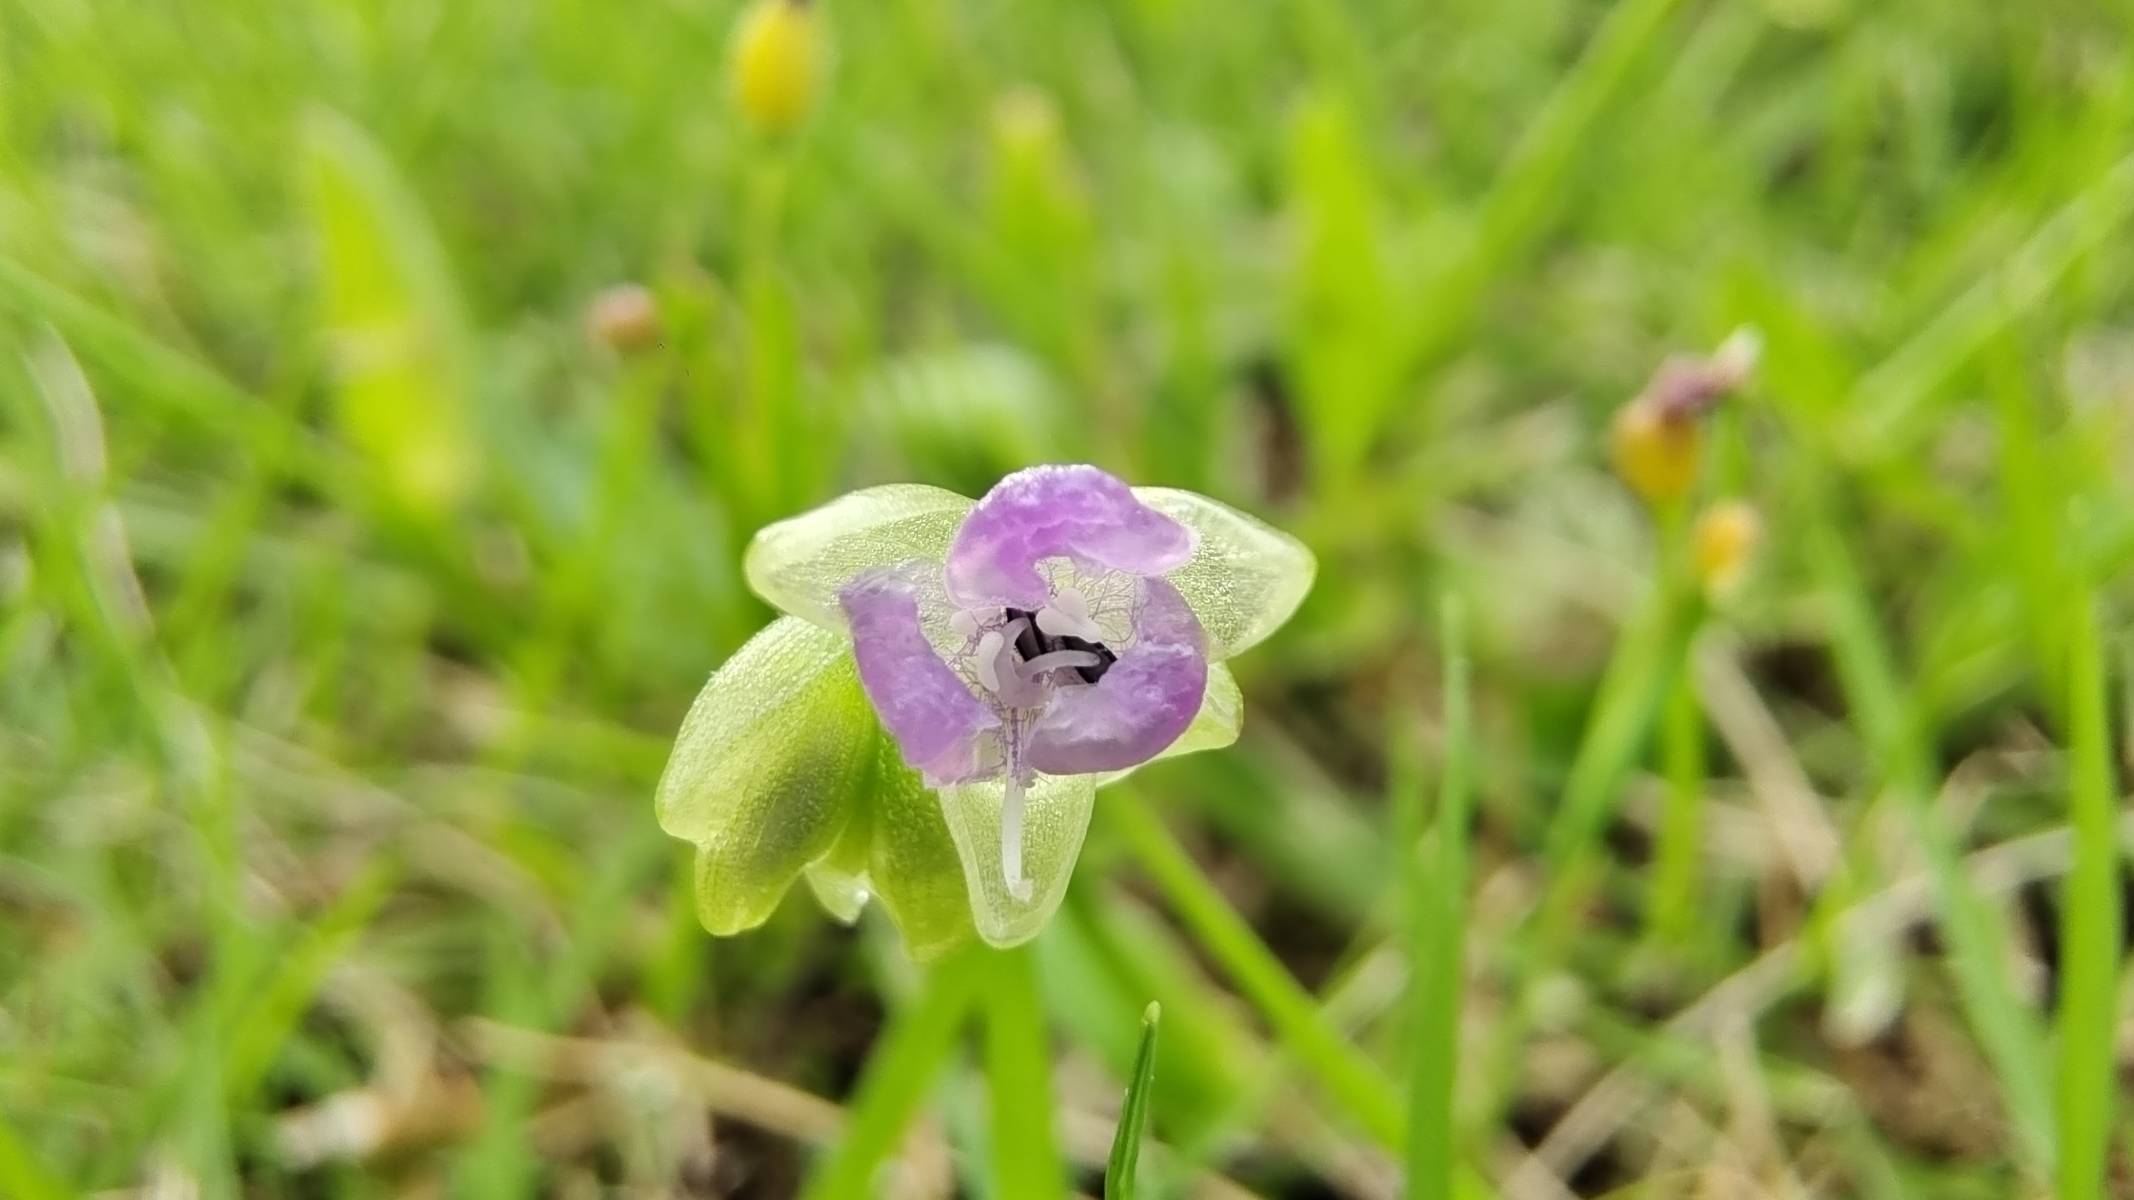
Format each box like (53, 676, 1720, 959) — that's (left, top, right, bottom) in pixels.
(944, 586, 1122, 905)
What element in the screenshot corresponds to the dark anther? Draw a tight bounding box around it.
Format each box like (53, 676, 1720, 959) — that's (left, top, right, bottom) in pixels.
(1004, 607, 1116, 685)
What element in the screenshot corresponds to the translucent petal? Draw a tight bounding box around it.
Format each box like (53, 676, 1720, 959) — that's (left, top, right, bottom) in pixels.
(745, 484, 974, 629)
(1133, 487, 1316, 660)
(1027, 576, 1207, 775)
(803, 864, 871, 925)
(937, 771, 1096, 947)
(867, 735, 978, 960)
(842, 568, 999, 784)
(803, 790, 875, 925)
(656, 618, 874, 934)
(946, 465, 1192, 610)
(1088, 662, 1243, 788)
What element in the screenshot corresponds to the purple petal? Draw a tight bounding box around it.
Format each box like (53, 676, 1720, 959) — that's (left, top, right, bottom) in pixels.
(945, 465, 1194, 610)
(841, 568, 999, 784)
(1027, 576, 1207, 774)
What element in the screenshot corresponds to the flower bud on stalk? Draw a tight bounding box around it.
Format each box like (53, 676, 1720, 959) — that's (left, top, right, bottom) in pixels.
(1693, 499, 1761, 600)
(1609, 328, 1761, 505)
(584, 284, 661, 355)
(730, 0, 823, 137)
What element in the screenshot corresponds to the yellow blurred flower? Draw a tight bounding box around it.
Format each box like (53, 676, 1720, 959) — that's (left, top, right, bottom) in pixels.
(1609, 400, 1703, 505)
(1609, 327, 1760, 506)
(1693, 499, 1762, 599)
(730, 0, 822, 136)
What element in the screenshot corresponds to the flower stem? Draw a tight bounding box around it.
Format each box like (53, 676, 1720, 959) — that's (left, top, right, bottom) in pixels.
(798, 953, 979, 1200)
(983, 945, 1066, 1199)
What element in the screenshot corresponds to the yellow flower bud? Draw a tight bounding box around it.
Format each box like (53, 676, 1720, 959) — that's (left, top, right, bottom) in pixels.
(1693, 500, 1761, 598)
(1608, 327, 1761, 506)
(1610, 400, 1702, 504)
(730, 0, 821, 137)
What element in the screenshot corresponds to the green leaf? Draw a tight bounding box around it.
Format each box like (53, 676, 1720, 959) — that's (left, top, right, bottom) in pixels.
(938, 771, 1096, 948)
(1104, 1001, 1161, 1200)
(656, 617, 876, 935)
(865, 736, 979, 961)
(301, 110, 475, 513)
(744, 484, 973, 629)
(1136, 487, 1316, 660)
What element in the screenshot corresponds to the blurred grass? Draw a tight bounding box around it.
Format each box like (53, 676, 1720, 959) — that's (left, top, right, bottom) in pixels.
(3, 0, 2133, 1196)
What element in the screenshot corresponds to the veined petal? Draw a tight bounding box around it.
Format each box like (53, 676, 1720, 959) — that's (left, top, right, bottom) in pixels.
(938, 771, 1096, 947)
(842, 568, 999, 784)
(656, 617, 875, 935)
(867, 734, 979, 960)
(745, 484, 974, 629)
(946, 464, 1193, 610)
(1088, 661, 1242, 788)
(1027, 576, 1207, 775)
(1133, 487, 1315, 660)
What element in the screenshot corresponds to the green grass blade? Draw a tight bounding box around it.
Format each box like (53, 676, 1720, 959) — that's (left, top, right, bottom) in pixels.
(300, 109, 477, 515)
(1805, 504, 2056, 1173)
(1534, 565, 1697, 943)
(2054, 589, 2119, 1198)
(1851, 151, 2134, 458)
(983, 945, 1067, 1200)
(1402, 0, 1688, 377)
(0, 1116, 74, 1200)
(1406, 597, 1473, 1200)
(1107, 799, 1403, 1146)
(801, 956, 980, 1200)
(221, 863, 400, 1103)
(1105, 1001, 1162, 1200)
(1645, 661, 1707, 947)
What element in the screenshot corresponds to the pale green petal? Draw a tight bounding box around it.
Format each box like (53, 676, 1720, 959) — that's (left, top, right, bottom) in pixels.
(1090, 662, 1243, 788)
(803, 793, 874, 925)
(744, 484, 974, 629)
(804, 865, 872, 925)
(867, 736, 977, 960)
(656, 618, 874, 935)
(1134, 487, 1315, 660)
(937, 771, 1096, 948)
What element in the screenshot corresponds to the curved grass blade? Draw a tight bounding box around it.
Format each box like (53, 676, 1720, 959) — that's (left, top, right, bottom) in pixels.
(1105, 1001, 1161, 1200)
(1406, 597, 1473, 1200)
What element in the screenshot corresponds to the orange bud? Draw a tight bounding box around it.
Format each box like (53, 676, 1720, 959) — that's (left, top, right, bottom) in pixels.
(584, 284, 661, 354)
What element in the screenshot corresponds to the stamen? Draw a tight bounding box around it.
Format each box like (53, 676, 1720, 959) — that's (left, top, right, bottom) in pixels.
(1019, 649, 1102, 677)
(973, 631, 1005, 692)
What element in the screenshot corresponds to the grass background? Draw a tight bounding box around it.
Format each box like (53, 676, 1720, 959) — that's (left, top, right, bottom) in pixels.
(2, 0, 2131, 1195)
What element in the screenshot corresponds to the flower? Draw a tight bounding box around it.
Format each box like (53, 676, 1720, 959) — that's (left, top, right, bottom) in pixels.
(1693, 499, 1761, 600)
(729, 0, 822, 137)
(656, 464, 1314, 956)
(1609, 327, 1760, 505)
